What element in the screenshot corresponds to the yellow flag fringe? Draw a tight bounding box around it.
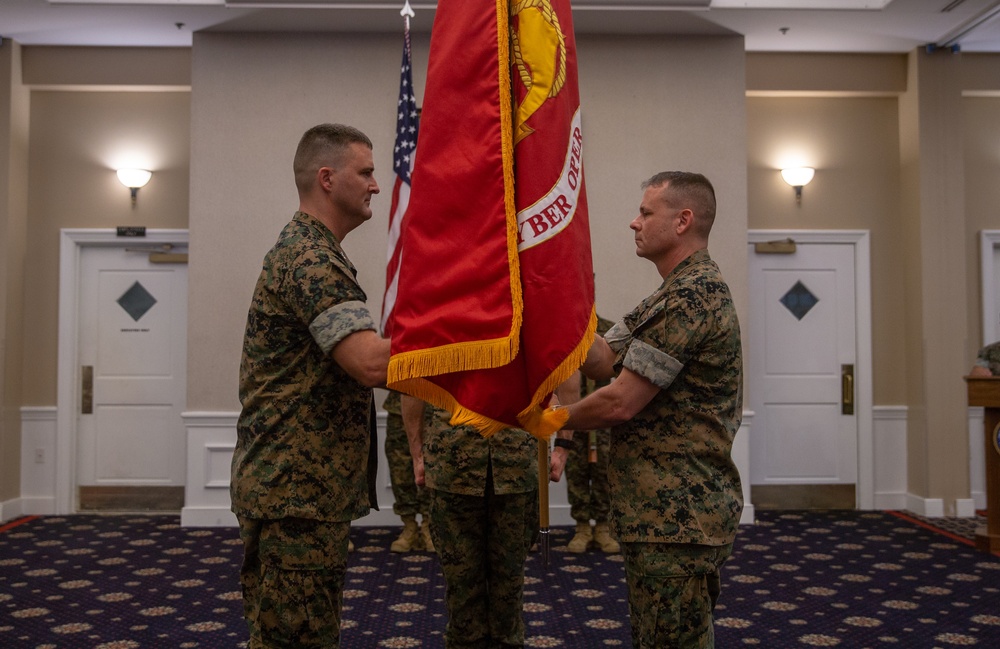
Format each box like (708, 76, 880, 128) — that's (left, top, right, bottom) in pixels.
(388, 376, 511, 438)
(517, 307, 597, 440)
(386, 0, 521, 399)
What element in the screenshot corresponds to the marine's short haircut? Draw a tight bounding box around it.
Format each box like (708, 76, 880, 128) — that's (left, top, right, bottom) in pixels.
(293, 123, 373, 193)
(642, 171, 717, 236)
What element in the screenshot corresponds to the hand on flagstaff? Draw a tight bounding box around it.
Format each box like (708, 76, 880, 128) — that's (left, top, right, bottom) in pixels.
(549, 446, 568, 482)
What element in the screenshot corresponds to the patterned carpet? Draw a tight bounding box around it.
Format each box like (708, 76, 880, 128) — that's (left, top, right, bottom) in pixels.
(1, 511, 999, 648)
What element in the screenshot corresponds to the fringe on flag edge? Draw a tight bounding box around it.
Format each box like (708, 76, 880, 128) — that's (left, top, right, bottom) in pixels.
(517, 306, 597, 440)
(388, 376, 511, 438)
(385, 0, 521, 388)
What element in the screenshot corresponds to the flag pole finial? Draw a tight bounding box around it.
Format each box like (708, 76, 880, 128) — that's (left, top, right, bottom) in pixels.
(401, 1, 415, 19)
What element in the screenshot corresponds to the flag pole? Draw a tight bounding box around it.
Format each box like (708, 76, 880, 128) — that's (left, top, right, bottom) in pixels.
(538, 438, 550, 569)
(400, 0, 414, 26)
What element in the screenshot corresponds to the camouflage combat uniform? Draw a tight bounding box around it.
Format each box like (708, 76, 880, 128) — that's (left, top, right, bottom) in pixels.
(974, 341, 1000, 375)
(565, 315, 615, 526)
(422, 406, 539, 649)
(232, 211, 379, 649)
(605, 249, 743, 649)
(383, 390, 428, 518)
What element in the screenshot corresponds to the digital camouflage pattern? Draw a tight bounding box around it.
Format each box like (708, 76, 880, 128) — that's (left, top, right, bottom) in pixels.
(422, 406, 538, 496)
(428, 487, 537, 648)
(232, 211, 377, 523)
(974, 340, 1000, 375)
(622, 541, 733, 649)
(422, 407, 538, 647)
(565, 314, 615, 524)
(382, 390, 428, 517)
(238, 517, 351, 648)
(606, 249, 743, 546)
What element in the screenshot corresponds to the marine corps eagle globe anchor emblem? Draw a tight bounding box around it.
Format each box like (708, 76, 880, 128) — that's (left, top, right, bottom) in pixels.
(511, 0, 567, 145)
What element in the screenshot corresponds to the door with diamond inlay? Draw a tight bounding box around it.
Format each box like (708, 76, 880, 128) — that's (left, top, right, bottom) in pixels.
(748, 239, 858, 508)
(76, 243, 188, 509)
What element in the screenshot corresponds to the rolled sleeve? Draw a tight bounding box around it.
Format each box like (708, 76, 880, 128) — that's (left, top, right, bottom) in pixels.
(309, 300, 377, 355)
(623, 339, 682, 390)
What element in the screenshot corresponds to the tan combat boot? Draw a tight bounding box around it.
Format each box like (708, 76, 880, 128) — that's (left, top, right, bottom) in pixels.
(567, 521, 593, 553)
(390, 515, 419, 552)
(593, 521, 620, 553)
(348, 539, 355, 552)
(419, 521, 435, 553)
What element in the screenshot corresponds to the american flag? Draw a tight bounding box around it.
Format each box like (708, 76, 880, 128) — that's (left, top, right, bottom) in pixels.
(381, 23, 420, 336)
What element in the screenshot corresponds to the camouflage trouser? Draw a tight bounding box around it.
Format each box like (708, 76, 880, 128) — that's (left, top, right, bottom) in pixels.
(622, 542, 733, 649)
(428, 483, 539, 649)
(385, 412, 429, 518)
(237, 516, 350, 649)
(564, 429, 611, 523)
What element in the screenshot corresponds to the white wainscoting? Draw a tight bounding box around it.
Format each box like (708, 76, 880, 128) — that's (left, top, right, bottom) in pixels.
(968, 406, 986, 512)
(180, 410, 754, 528)
(7, 407, 59, 521)
(5, 406, 778, 529)
(734, 412, 754, 525)
(872, 406, 908, 510)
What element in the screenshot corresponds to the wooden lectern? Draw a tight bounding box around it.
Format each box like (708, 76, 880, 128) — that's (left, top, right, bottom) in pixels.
(965, 376, 1000, 553)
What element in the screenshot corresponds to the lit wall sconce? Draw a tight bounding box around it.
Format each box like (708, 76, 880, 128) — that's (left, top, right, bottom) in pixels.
(780, 167, 814, 205)
(116, 168, 152, 207)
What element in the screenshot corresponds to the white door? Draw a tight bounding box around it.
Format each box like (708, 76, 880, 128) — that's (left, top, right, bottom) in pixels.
(748, 237, 858, 499)
(76, 243, 188, 499)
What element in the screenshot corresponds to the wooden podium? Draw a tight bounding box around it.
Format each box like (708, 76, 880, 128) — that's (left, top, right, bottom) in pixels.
(965, 376, 1000, 553)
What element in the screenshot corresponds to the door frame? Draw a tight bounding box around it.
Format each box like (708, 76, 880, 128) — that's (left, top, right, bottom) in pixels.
(56, 228, 189, 514)
(747, 229, 873, 509)
(979, 230, 1000, 346)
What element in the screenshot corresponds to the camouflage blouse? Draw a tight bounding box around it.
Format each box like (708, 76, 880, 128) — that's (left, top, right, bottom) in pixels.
(232, 212, 377, 523)
(606, 249, 744, 546)
(422, 406, 538, 496)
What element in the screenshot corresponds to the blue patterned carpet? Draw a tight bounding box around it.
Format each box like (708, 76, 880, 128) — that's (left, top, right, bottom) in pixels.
(1, 511, 999, 648)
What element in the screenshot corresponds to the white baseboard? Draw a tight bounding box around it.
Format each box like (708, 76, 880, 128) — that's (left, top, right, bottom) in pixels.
(0, 498, 25, 523)
(179, 507, 238, 528)
(872, 492, 908, 510)
(955, 498, 977, 518)
(906, 494, 945, 518)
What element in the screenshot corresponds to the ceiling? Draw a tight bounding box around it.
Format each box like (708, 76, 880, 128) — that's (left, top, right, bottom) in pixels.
(3, 0, 1000, 53)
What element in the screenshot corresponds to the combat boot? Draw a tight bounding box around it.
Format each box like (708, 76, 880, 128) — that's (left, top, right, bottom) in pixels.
(390, 515, 419, 552)
(593, 521, 620, 553)
(419, 521, 435, 553)
(567, 521, 593, 553)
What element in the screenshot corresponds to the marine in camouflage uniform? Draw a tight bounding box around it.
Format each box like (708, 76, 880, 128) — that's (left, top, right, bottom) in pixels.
(232, 122, 387, 649)
(606, 247, 743, 648)
(382, 390, 432, 551)
(564, 314, 617, 552)
(420, 404, 538, 649)
(550, 172, 743, 648)
(973, 340, 1000, 375)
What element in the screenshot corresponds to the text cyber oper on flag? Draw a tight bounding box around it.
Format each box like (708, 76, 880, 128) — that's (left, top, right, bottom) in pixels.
(386, 0, 595, 438)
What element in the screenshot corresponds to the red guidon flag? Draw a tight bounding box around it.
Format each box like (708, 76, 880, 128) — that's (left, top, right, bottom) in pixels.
(386, 0, 593, 438)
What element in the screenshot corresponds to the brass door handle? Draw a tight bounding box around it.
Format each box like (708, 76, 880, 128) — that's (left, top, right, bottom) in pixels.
(82, 365, 93, 414)
(842, 364, 854, 415)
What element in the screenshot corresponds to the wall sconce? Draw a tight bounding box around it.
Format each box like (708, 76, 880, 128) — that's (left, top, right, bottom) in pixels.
(780, 167, 815, 205)
(116, 168, 152, 207)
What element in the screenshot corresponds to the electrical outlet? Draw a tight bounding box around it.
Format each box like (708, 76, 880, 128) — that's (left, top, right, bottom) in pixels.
(34, 448, 44, 464)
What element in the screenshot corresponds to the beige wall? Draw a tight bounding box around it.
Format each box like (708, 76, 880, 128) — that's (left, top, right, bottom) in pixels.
(187, 32, 749, 410)
(1, 41, 29, 503)
(21, 90, 190, 404)
(964, 95, 1000, 354)
(746, 95, 906, 405)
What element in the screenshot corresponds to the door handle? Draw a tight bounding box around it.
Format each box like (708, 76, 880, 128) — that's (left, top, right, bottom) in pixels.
(842, 364, 854, 415)
(82, 365, 93, 414)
